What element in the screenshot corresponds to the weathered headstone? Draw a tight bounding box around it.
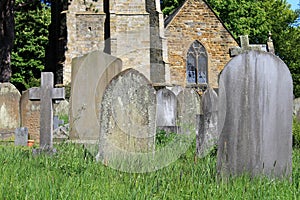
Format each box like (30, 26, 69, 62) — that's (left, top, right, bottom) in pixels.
(196, 88, 218, 157)
(177, 88, 202, 134)
(217, 51, 293, 179)
(54, 100, 69, 117)
(29, 72, 65, 149)
(0, 82, 21, 139)
(70, 51, 122, 142)
(156, 88, 177, 133)
(97, 69, 156, 171)
(293, 97, 300, 121)
(168, 85, 184, 96)
(14, 127, 28, 146)
(20, 90, 40, 141)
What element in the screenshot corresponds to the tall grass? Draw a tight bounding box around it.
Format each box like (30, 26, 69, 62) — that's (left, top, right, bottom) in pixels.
(0, 142, 299, 199)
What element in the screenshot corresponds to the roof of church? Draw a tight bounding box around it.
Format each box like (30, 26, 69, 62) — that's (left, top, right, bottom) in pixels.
(164, 0, 237, 43)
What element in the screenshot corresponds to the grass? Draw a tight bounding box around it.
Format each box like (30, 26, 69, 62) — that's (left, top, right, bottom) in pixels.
(0, 142, 299, 199)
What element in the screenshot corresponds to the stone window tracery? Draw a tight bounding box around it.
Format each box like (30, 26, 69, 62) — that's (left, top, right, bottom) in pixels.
(186, 41, 208, 84)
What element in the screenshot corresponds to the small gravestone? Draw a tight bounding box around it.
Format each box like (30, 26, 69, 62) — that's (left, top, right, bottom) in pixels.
(20, 90, 40, 141)
(53, 116, 64, 130)
(97, 69, 156, 172)
(0, 82, 21, 139)
(14, 127, 28, 146)
(177, 88, 202, 134)
(293, 97, 300, 121)
(217, 51, 293, 179)
(54, 100, 69, 117)
(29, 72, 65, 149)
(70, 51, 122, 142)
(156, 88, 178, 133)
(196, 88, 218, 157)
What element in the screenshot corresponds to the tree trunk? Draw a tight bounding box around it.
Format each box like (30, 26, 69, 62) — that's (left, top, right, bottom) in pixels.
(0, 0, 15, 82)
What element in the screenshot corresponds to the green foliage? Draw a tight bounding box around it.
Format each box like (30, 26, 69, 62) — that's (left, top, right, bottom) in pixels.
(205, 0, 300, 97)
(155, 129, 177, 149)
(10, 0, 50, 91)
(161, 0, 185, 15)
(0, 143, 299, 199)
(293, 118, 300, 148)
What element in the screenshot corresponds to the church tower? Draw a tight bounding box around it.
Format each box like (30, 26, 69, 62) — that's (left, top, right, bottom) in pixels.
(64, 0, 167, 84)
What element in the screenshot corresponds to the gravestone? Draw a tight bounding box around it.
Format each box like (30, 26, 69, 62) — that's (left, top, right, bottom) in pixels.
(196, 88, 218, 157)
(168, 85, 184, 96)
(293, 97, 300, 121)
(53, 116, 64, 130)
(54, 100, 69, 117)
(29, 72, 65, 149)
(177, 88, 202, 134)
(156, 88, 177, 133)
(70, 51, 122, 142)
(14, 127, 28, 146)
(217, 51, 293, 179)
(20, 90, 40, 141)
(0, 82, 21, 139)
(97, 68, 156, 172)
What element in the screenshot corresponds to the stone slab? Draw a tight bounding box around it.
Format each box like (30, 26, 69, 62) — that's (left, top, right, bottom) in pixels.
(217, 51, 293, 179)
(70, 50, 122, 141)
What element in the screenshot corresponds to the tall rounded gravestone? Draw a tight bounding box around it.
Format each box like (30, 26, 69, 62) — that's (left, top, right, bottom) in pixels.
(217, 51, 293, 179)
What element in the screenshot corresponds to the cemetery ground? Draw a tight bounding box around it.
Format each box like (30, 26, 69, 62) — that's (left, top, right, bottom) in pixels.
(0, 130, 299, 199)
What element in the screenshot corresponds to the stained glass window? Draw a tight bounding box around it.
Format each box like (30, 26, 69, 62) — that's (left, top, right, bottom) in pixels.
(186, 41, 208, 84)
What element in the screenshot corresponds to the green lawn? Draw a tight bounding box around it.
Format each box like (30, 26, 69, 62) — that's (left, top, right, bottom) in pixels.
(0, 142, 299, 199)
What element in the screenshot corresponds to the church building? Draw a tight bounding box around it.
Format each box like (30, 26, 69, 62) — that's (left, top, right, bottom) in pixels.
(63, 0, 238, 89)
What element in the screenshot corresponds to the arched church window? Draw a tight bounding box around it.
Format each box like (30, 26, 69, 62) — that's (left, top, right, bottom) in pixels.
(186, 41, 208, 84)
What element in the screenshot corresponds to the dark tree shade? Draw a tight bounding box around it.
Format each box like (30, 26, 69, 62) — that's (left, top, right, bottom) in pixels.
(0, 0, 15, 82)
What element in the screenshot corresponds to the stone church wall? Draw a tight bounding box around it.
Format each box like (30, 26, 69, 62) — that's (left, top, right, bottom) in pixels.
(165, 0, 238, 88)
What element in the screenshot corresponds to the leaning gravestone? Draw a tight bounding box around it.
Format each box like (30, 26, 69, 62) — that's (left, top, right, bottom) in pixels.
(70, 51, 122, 143)
(0, 83, 21, 139)
(196, 88, 218, 157)
(97, 68, 156, 172)
(29, 72, 65, 149)
(156, 88, 178, 133)
(20, 90, 40, 141)
(217, 51, 293, 179)
(177, 88, 202, 134)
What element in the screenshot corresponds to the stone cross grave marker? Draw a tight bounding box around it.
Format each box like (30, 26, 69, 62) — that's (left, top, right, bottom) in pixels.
(29, 72, 65, 149)
(217, 51, 293, 179)
(229, 35, 267, 57)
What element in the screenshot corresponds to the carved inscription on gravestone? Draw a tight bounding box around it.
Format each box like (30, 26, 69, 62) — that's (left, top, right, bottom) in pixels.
(217, 51, 293, 179)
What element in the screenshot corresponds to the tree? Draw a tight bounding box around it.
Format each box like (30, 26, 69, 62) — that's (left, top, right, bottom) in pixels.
(161, 0, 185, 15)
(10, 0, 50, 91)
(0, 0, 15, 82)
